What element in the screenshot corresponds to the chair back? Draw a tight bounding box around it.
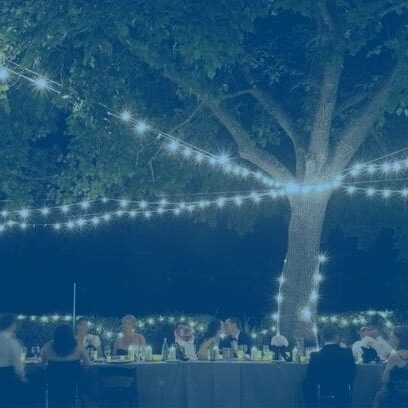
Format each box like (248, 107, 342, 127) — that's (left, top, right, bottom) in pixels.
(389, 365, 408, 400)
(46, 360, 81, 407)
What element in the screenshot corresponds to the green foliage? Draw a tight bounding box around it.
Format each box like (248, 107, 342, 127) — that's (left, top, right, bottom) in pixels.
(0, 0, 407, 240)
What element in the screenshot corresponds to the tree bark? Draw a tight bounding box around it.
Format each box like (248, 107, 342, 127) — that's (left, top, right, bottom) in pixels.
(278, 193, 331, 338)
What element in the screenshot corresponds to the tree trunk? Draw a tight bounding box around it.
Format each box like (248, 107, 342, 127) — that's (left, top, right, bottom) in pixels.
(278, 194, 331, 338)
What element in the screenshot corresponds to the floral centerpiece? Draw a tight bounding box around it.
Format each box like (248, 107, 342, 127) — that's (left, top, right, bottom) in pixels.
(270, 334, 291, 361)
(174, 325, 197, 360)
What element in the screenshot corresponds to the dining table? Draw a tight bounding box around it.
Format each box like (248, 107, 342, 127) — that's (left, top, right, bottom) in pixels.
(24, 358, 384, 407)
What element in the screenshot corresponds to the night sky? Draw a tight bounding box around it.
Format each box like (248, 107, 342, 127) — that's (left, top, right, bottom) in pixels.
(0, 210, 404, 318)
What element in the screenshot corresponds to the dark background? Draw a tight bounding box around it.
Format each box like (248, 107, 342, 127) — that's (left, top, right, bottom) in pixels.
(0, 211, 404, 318)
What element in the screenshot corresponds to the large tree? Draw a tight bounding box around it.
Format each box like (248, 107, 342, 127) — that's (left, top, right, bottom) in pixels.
(1, 0, 408, 335)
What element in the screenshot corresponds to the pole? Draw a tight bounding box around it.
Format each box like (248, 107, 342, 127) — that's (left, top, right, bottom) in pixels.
(73, 282, 77, 331)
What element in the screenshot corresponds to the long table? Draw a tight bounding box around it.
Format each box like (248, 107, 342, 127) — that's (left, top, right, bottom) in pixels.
(26, 360, 384, 407)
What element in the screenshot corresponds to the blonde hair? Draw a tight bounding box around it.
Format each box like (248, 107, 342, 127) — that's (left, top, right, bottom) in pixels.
(121, 314, 137, 325)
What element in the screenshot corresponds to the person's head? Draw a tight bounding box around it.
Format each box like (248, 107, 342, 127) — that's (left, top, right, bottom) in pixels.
(0, 314, 17, 333)
(204, 319, 224, 339)
(223, 318, 241, 336)
(121, 315, 137, 336)
(368, 326, 381, 339)
(321, 325, 340, 345)
(390, 326, 408, 350)
(76, 317, 90, 337)
(52, 324, 77, 357)
(359, 326, 371, 339)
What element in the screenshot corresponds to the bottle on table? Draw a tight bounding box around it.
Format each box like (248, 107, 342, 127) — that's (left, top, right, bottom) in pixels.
(162, 338, 169, 361)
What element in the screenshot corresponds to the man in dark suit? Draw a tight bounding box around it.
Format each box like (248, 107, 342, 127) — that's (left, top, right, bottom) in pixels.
(303, 325, 356, 407)
(219, 318, 252, 351)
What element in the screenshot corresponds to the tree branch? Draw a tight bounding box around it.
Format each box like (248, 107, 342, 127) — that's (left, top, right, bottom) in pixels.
(249, 88, 304, 150)
(128, 44, 294, 182)
(379, 1, 408, 18)
(168, 103, 203, 133)
(334, 91, 368, 117)
(330, 61, 404, 173)
(203, 98, 295, 182)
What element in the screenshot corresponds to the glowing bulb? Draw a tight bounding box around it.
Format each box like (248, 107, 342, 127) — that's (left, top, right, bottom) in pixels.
(182, 147, 193, 158)
(119, 199, 129, 208)
(102, 214, 111, 221)
(366, 187, 375, 197)
(159, 198, 168, 207)
(194, 152, 204, 163)
(0, 225, 5, 233)
(233, 196, 243, 206)
(120, 110, 132, 122)
(40, 207, 50, 216)
(300, 307, 312, 321)
(20, 222, 28, 230)
(1, 210, 9, 218)
(101, 197, 109, 203)
(198, 200, 210, 209)
(276, 294, 283, 304)
(134, 121, 149, 135)
(80, 201, 90, 210)
(61, 205, 70, 214)
(0, 66, 10, 82)
(310, 290, 319, 302)
(401, 188, 408, 198)
(350, 163, 363, 176)
(381, 162, 392, 174)
(392, 162, 402, 173)
(53, 223, 61, 230)
(318, 254, 328, 264)
(66, 221, 75, 230)
(33, 76, 49, 91)
(91, 217, 100, 225)
(18, 208, 30, 220)
(278, 275, 285, 285)
(216, 197, 226, 208)
(346, 186, 357, 195)
(116, 210, 124, 217)
(139, 200, 148, 209)
(313, 272, 323, 283)
(173, 208, 181, 216)
(241, 169, 250, 178)
(366, 164, 375, 175)
(144, 211, 152, 218)
(129, 210, 137, 218)
(216, 152, 231, 166)
(250, 192, 261, 203)
(166, 140, 180, 153)
(382, 190, 392, 199)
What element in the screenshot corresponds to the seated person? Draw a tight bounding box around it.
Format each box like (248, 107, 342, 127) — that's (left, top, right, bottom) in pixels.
(373, 326, 408, 408)
(41, 324, 90, 367)
(369, 325, 393, 362)
(113, 315, 147, 356)
(0, 314, 26, 407)
(219, 317, 252, 351)
(303, 325, 356, 407)
(75, 317, 102, 357)
(197, 319, 224, 360)
(352, 326, 379, 363)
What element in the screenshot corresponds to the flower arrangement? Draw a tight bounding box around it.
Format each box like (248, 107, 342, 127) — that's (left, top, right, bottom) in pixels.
(270, 334, 289, 348)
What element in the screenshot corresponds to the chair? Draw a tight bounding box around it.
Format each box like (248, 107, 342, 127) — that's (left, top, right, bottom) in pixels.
(317, 383, 353, 408)
(98, 366, 137, 407)
(388, 365, 408, 406)
(46, 360, 81, 408)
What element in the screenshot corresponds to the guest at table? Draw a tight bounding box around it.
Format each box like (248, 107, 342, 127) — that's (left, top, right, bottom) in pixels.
(41, 324, 90, 367)
(197, 319, 224, 360)
(75, 317, 102, 357)
(41, 324, 90, 407)
(0, 314, 26, 407)
(352, 326, 379, 363)
(303, 325, 356, 407)
(369, 325, 393, 362)
(113, 314, 147, 356)
(373, 326, 408, 408)
(220, 317, 252, 351)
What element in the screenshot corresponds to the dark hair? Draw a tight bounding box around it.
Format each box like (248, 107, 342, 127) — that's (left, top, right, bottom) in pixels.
(394, 326, 408, 350)
(52, 325, 77, 357)
(204, 319, 223, 339)
(0, 314, 17, 331)
(226, 317, 242, 330)
(321, 325, 339, 343)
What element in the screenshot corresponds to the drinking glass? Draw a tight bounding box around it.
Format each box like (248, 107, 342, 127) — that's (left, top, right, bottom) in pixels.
(31, 345, 40, 359)
(20, 347, 27, 362)
(104, 345, 111, 361)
